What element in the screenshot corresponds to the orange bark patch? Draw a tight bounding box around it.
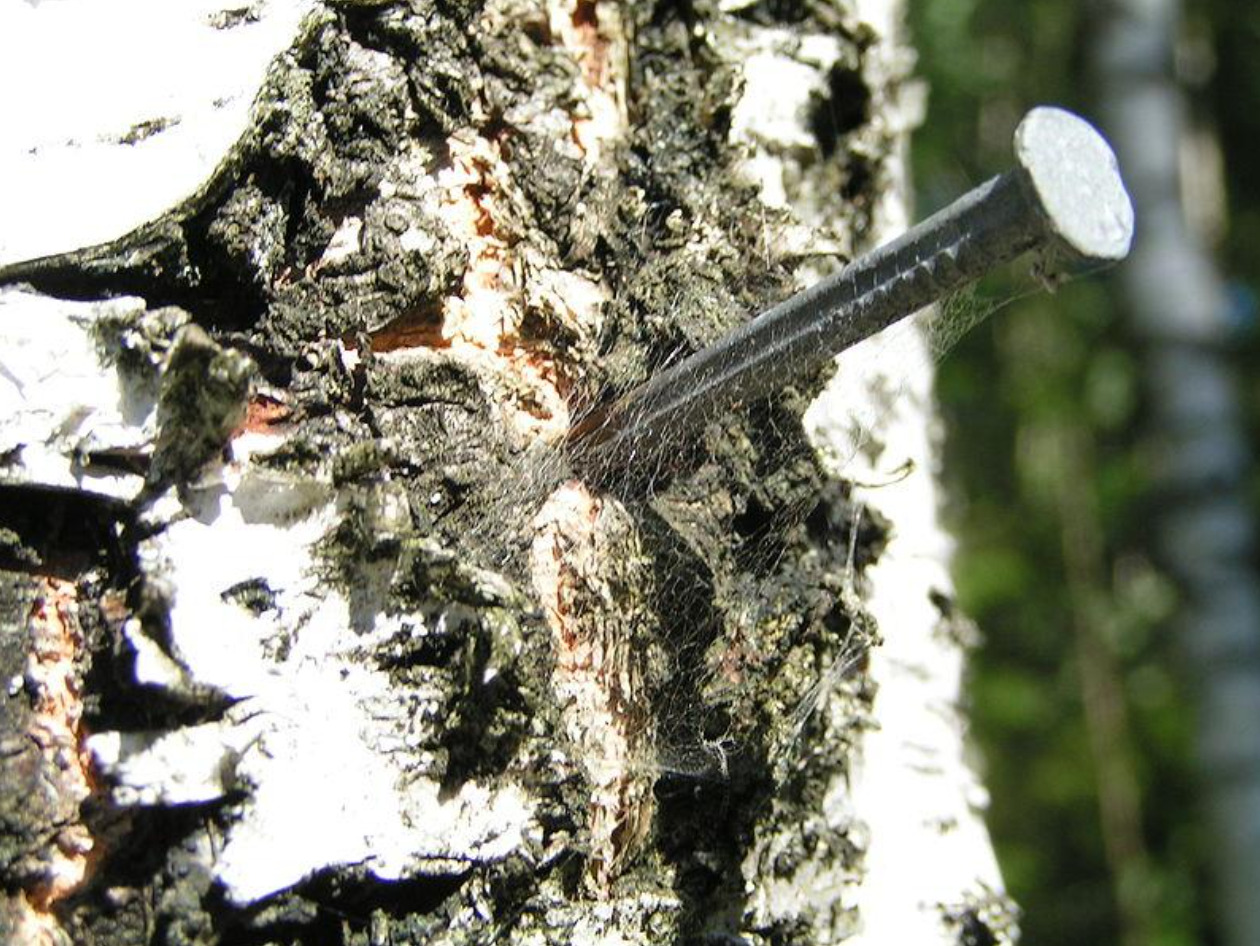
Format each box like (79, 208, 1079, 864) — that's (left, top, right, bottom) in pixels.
(570, 0, 612, 88)
(367, 306, 448, 353)
(240, 395, 292, 433)
(350, 1, 625, 443)
(531, 482, 655, 892)
(13, 894, 74, 946)
(531, 482, 600, 640)
(435, 133, 520, 353)
(24, 579, 97, 919)
(549, 0, 625, 161)
(359, 131, 573, 441)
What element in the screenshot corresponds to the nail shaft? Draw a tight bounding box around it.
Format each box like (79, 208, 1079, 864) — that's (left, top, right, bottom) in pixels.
(569, 106, 1134, 484)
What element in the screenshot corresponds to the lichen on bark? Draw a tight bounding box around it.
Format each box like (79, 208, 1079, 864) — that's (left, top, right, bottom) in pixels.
(0, 0, 908, 942)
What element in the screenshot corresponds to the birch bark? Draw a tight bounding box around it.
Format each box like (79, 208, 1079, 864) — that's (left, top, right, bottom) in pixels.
(0, 1, 1012, 943)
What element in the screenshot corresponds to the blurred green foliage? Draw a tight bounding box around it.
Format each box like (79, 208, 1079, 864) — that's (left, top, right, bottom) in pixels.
(909, 1, 1259, 943)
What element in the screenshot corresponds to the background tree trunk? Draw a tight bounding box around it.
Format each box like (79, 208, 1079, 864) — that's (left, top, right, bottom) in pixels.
(1093, 2, 1260, 944)
(0, 1, 1013, 943)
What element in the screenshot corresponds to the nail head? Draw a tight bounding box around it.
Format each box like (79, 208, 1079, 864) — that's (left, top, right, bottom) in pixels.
(1014, 106, 1135, 264)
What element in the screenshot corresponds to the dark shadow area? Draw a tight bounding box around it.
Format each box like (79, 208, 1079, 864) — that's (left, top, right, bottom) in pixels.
(633, 502, 777, 945)
(810, 66, 871, 158)
(0, 179, 271, 335)
(217, 870, 471, 946)
(0, 483, 132, 577)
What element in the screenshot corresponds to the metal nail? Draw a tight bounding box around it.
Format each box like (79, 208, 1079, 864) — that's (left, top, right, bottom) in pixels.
(568, 105, 1135, 486)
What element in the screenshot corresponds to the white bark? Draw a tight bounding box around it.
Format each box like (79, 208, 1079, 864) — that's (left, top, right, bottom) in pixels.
(805, 6, 1013, 939)
(0, 0, 314, 266)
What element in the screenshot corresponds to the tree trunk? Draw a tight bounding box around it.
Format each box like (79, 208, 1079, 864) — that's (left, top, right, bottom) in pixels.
(1092, 2, 1260, 944)
(0, 1, 1014, 943)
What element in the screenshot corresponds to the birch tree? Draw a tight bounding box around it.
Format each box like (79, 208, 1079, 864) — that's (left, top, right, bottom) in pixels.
(0, 1, 1013, 943)
(1093, 2, 1260, 943)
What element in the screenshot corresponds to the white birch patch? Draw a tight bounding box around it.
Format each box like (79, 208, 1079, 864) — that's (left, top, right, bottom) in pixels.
(0, 287, 534, 905)
(112, 460, 535, 904)
(0, 0, 315, 266)
(0, 288, 156, 501)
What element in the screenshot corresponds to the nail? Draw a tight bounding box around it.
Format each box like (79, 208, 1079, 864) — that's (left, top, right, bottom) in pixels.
(568, 105, 1134, 486)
